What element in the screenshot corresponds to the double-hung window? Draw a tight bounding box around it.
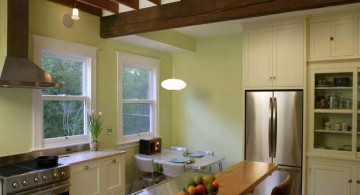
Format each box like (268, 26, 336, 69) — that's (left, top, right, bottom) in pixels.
(33, 36, 97, 149)
(118, 52, 159, 143)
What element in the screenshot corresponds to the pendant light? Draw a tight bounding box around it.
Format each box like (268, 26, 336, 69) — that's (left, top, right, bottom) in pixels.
(161, 69, 186, 90)
(161, 78, 186, 90)
(71, 1, 80, 20)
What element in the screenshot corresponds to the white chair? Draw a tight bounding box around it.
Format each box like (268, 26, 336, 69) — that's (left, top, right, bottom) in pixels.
(130, 155, 165, 193)
(198, 150, 221, 172)
(170, 146, 188, 152)
(162, 161, 185, 179)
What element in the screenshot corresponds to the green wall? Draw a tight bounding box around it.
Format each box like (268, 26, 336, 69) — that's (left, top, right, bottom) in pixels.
(172, 35, 244, 168)
(0, 0, 173, 187)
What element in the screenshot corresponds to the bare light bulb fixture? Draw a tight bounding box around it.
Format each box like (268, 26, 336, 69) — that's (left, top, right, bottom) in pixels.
(71, 1, 80, 20)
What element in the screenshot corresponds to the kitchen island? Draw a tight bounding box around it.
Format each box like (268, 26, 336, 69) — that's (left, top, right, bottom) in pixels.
(131, 160, 277, 195)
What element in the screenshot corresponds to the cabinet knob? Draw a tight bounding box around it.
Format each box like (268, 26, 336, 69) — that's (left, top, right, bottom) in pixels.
(273, 76, 276, 80)
(330, 36, 334, 41)
(112, 159, 117, 163)
(84, 166, 90, 171)
(348, 179, 352, 183)
(357, 180, 360, 184)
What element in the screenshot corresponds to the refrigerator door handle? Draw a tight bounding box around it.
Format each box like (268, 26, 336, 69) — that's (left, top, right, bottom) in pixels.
(268, 97, 273, 158)
(272, 97, 278, 158)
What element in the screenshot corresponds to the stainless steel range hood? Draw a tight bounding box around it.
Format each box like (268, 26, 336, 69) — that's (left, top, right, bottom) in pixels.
(0, 0, 61, 88)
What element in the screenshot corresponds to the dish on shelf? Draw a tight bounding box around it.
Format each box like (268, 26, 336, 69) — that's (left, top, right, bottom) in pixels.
(333, 77, 350, 87)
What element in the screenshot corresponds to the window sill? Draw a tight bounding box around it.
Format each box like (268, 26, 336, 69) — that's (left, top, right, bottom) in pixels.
(116, 140, 139, 150)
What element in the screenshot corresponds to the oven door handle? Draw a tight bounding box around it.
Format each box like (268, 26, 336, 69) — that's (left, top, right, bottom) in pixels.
(13, 182, 71, 195)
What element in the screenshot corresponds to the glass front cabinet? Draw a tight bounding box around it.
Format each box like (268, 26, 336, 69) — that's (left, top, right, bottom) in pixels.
(309, 63, 360, 158)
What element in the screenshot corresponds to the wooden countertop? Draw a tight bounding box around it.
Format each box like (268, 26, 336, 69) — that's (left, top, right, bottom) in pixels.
(58, 149, 126, 165)
(214, 160, 278, 195)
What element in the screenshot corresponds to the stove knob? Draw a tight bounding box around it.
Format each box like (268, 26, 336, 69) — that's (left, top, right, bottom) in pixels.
(34, 177, 39, 183)
(61, 171, 66, 177)
(12, 182, 19, 189)
(53, 173, 58, 179)
(22, 180, 29, 186)
(42, 175, 48, 181)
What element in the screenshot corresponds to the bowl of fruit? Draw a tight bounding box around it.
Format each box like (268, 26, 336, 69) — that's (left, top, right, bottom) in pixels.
(183, 174, 219, 195)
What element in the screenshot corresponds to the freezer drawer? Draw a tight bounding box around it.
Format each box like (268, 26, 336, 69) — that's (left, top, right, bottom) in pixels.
(252, 166, 301, 195)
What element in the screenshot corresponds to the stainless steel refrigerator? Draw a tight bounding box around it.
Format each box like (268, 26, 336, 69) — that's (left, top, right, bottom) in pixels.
(245, 90, 303, 195)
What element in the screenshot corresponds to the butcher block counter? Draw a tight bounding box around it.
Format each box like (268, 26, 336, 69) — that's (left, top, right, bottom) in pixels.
(131, 160, 278, 195)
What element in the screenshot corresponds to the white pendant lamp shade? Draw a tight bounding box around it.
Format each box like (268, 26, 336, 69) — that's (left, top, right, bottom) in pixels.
(161, 78, 186, 90)
(71, 8, 80, 20)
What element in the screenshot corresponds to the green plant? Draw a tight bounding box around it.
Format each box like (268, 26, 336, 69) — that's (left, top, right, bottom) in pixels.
(88, 111, 103, 140)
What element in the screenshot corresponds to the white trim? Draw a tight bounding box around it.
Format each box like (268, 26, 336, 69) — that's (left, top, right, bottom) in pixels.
(32, 35, 97, 150)
(117, 52, 160, 144)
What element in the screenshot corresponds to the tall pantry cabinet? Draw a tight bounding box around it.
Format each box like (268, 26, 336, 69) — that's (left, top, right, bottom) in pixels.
(307, 12, 360, 195)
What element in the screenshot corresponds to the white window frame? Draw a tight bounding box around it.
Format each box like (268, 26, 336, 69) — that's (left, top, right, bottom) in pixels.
(117, 52, 159, 144)
(33, 35, 97, 150)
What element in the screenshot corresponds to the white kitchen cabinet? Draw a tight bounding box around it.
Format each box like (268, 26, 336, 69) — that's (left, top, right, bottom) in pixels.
(357, 168, 360, 195)
(70, 155, 125, 195)
(358, 18, 360, 56)
(104, 156, 125, 195)
(70, 160, 102, 195)
(308, 163, 351, 195)
(244, 22, 304, 88)
(310, 18, 356, 59)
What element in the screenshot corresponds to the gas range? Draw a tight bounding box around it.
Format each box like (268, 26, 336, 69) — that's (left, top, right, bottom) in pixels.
(0, 160, 70, 195)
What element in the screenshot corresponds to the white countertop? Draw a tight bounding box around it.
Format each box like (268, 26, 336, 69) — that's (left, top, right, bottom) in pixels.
(58, 149, 126, 165)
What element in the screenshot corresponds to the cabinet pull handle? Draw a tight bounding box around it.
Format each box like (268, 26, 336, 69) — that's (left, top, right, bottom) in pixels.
(84, 166, 90, 171)
(348, 179, 352, 183)
(330, 36, 334, 41)
(112, 159, 117, 163)
(357, 180, 360, 184)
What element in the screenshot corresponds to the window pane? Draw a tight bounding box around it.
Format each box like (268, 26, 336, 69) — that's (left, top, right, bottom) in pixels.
(43, 100, 85, 139)
(41, 56, 83, 95)
(123, 103, 151, 136)
(122, 67, 150, 99)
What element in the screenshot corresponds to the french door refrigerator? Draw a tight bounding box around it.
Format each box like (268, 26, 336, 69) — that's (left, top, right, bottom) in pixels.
(245, 90, 303, 195)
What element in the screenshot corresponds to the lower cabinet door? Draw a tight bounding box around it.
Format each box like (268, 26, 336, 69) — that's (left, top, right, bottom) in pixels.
(357, 168, 360, 195)
(70, 161, 102, 195)
(104, 156, 124, 195)
(309, 163, 351, 195)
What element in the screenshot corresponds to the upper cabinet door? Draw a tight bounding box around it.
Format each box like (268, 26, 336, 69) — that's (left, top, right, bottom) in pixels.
(244, 27, 273, 88)
(310, 21, 331, 58)
(358, 18, 360, 56)
(273, 23, 304, 87)
(309, 18, 356, 60)
(331, 18, 355, 57)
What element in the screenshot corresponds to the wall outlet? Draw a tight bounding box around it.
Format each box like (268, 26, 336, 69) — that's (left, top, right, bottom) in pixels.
(107, 128, 113, 134)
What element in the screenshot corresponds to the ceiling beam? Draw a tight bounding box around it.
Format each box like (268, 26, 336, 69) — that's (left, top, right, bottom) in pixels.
(147, 0, 161, 5)
(48, 0, 102, 17)
(78, 0, 119, 13)
(100, 0, 360, 38)
(110, 0, 139, 10)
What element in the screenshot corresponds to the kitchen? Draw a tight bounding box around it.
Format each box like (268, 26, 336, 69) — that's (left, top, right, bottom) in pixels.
(0, 0, 360, 194)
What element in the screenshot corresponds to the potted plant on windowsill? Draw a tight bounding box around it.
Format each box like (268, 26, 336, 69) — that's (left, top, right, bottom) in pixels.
(88, 110, 103, 151)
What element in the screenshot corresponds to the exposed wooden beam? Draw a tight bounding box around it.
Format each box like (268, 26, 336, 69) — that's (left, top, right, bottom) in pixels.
(48, 0, 102, 17)
(147, 0, 161, 6)
(101, 0, 360, 38)
(110, 0, 139, 10)
(78, 0, 119, 13)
